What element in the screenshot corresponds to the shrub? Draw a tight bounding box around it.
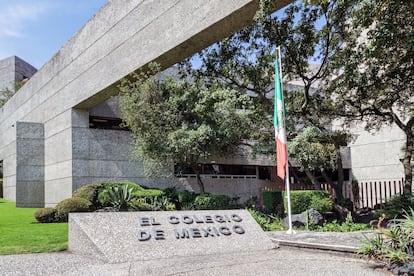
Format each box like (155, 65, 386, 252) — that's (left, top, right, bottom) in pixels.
(55, 197, 93, 222)
(193, 194, 231, 210)
(72, 183, 103, 208)
(284, 190, 333, 214)
(313, 213, 372, 232)
(0, 179, 3, 198)
(100, 184, 133, 211)
(131, 189, 164, 199)
(178, 190, 198, 208)
(262, 191, 283, 214)
(163, 187, 180, 207)
(129, 198, 153, 211)
(248, 208, 271, 230)
(359, 208, 414, 267)
(375, 193, 414, 218)
(97, 181, 143, 206)
(247, 209, 286, 231)
(34, 207, 58, 223)
(147, 196, 176, 211)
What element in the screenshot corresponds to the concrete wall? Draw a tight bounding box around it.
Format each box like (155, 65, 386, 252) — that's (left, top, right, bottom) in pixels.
(14, 56, 37, 82)
(16, 122, 44, 207)
(1, 140, 16, 202)
(179, 177, 281, 204)
(0, 56, 15, 91)
(0, 56, 37, 91)
(0, 0, 292, 206)
(349, 123, 405, 182)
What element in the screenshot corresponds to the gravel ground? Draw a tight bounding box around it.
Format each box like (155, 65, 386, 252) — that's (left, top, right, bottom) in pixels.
(0, 247, 389, 276)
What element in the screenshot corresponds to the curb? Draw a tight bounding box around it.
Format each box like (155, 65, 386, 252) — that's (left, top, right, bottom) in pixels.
(270, 238, 358, 254)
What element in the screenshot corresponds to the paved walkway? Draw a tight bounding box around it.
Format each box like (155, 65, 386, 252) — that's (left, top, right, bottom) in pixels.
(0, 230, 389, 276)
(268, 230, 375, 253)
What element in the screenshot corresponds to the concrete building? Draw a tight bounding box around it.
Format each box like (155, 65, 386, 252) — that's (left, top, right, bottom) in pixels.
(0, 56, 37, 92)
(0, 0, 406, 209)
(0, 0, 292, 207)
(0, 56, 37, 106)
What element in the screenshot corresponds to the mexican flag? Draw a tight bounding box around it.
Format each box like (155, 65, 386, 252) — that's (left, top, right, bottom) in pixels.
(274, 59, 287, 179)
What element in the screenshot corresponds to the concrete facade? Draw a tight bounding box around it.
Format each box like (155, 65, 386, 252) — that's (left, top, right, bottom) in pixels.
(0, 56, 37, 92)
(0, 0, 292, 207)
(348, 123, 405, 183)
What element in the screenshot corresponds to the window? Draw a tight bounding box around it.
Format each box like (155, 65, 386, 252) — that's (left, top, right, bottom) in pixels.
(89, 116, 129, 131)
(175, 163, 259, 179)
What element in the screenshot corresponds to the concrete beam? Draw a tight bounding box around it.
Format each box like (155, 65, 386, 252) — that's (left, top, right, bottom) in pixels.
(75, 0, 292, 109)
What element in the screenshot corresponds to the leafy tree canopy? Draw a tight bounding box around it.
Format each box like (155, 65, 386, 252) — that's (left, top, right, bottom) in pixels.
(118, 64, 254, 193)
(329, 0, 414, 193)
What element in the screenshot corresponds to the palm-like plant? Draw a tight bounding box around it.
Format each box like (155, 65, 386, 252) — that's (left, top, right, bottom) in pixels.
(103, 184, 133, 211)
(359, 208, 414, 265)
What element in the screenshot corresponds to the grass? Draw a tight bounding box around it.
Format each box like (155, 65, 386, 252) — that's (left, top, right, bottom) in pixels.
(0, 198, 68, 255)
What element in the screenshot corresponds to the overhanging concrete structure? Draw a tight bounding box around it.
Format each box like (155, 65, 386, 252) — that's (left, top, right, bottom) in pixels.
(0, 0, 292, 207)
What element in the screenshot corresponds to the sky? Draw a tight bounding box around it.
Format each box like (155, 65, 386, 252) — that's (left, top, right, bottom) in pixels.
(0, 0, 107, 69)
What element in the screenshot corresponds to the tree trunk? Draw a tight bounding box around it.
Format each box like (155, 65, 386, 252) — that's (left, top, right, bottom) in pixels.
(288, 160, 301, 185)
(321, 170, 343, 202)
(401, 129, 413, 194)
(189, 161, 206, 194)
(194, 168, 205, 194)
(333, 141, 344, 201)
(304, 168, 321, 190)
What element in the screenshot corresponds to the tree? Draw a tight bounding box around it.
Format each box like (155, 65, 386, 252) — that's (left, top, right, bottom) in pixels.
(0, 80, 26, 107)
(288, 127, 336, 190)
(288, 126, 348, 199)
(0, 87, 14, 107)
(330, 0, 414, 194)
(118, 64, 254, 194)
(179, 0, 354, 199)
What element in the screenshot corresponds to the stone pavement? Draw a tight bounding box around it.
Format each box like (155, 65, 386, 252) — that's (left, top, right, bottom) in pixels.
(0, 230, 389, 276)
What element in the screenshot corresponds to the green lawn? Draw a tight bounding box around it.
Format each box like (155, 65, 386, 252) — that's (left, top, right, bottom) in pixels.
(0, 199, 68, 255)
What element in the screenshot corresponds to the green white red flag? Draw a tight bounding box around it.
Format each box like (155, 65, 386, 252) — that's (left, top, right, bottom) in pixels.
(274, 47, 295, 235)
(274, 58, 287, 179)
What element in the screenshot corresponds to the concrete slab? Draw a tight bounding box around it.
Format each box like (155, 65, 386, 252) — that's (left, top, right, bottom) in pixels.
(268, 230, 375, 254)
(69, 210, 274, 263)
(0, 247, 389, 276)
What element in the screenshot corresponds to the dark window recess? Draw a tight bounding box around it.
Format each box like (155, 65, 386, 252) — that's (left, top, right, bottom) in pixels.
(175, 163, 257, 176)
(288, 167, 351, 185)
(258, 166, 272, 180)
(321, 169, 350, 182)
(89, 116, 130, 131)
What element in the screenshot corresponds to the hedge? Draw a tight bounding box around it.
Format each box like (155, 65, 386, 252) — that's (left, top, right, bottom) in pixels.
(283, 190, 333, 214)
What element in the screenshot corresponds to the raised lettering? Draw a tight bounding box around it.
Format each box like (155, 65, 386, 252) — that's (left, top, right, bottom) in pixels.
(151, 217, 161, 226)
(202, 227, 215, 237)
(204, 215, 214, 223)
(219, 226, 231, 236)
(233, 225, 245, 234)
(193, 215, 204, 223)
(215, 215, 225, 223)
(154, 230, 165, 240)
(138, 230, 151, 241)
(212, 226, 220, 236)
(224, 215, 232, 222)
(182, 215, 193, 224)
(174, 229, 190, 239)
(190, 228, 202, 238)
(139, 217, 151, 226)
(231, 214, 243, 222)
(168, 216, 179, 224)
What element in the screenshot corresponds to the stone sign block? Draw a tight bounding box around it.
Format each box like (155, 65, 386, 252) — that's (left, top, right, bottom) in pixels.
(69, 210, 275, 263)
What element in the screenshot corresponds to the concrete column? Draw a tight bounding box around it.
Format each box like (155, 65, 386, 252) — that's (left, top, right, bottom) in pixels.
(15, 122, 44, 207)
(0, 141, 17, 202)
(44, 110, 73, 207)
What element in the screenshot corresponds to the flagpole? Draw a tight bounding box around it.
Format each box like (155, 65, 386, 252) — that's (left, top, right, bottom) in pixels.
(277, 47, 295, 235)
